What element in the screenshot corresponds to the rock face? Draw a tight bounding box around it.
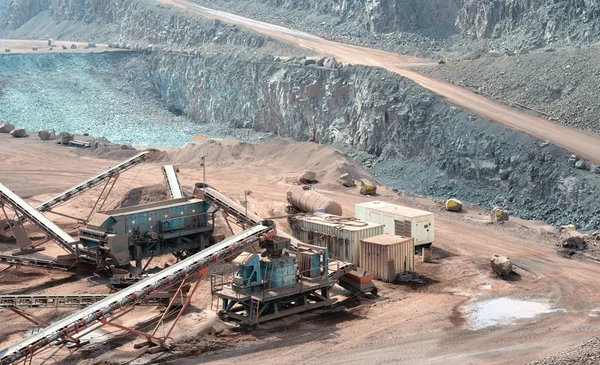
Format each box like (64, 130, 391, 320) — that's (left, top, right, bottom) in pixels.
(135, 52, 600, 228)
(0, 121, 15, 133)
(190, 0, 600, 50)
(0, 0, 284, 55)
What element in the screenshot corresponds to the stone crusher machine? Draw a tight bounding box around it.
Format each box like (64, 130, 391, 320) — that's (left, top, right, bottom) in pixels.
(78, 197, 215, 271)
(0, 152, 216, 274)
(211, 236, 355, 328)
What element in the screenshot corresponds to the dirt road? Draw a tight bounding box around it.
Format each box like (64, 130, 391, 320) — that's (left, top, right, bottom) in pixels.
(2, 137, 600, 364)
(157, 0, 600, 165)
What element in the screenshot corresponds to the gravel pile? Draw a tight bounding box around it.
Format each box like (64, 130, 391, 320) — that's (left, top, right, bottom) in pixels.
(529, 338, 600, 365)
(0, 52, 273, 147)
(420, 46, 600, 133)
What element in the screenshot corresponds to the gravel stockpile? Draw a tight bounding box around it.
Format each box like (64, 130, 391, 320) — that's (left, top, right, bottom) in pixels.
(0, 52, 273, 147)
(529, 338, 600, 365)
(421, 46, 600, 133)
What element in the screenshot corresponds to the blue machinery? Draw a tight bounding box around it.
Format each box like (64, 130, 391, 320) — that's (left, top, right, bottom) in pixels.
(0, 224, 277, 365)
(78, 198, 214, 269)
(211, 236, 354, 327)
(0, 181, 365, 364)
(0, 154, 216, 271)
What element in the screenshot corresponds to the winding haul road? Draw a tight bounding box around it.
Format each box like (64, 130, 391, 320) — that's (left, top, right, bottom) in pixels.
(159, 0, 600, 165)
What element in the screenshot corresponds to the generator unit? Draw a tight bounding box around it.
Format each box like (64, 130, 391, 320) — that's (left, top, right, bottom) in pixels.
(79, 198, 214, 268)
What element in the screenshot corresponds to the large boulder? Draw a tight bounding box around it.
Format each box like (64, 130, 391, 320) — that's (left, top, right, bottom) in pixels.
(561, 231, 587, 250)
(56, 131, 74, 144)
(445, 198, 463, 212)
(491, 254, 513, 278)
(337, 173, 356, 187)
(38, 129, 56, 141)
(491, 207, 509, 222)
(298, 170, 317, 184)
(0, 121, 15, 133)
(10, 127, 27, 138)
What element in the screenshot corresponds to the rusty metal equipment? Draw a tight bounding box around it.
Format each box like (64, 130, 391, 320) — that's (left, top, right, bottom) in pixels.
(212, 237, 354, 327)
(78, 197, 214, 269)
(0, 223, 276, 365)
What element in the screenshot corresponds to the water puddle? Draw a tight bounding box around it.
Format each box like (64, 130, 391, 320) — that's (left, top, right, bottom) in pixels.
(464, 297, 561, 330)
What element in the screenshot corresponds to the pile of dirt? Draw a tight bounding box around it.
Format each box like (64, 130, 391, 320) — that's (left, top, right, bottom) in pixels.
(157, 138, 380, 186)
(529, 337, 600, 365)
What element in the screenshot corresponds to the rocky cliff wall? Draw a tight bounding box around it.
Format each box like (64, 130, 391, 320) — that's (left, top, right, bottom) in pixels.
(191, 0, 600, 50)
(126, 53, 600, 228)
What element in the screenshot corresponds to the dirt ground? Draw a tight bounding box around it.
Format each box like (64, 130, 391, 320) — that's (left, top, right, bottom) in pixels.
(1, 135, 600, 365)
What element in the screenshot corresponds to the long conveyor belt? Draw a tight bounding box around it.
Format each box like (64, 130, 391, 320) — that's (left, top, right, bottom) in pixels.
(35, 151, 151, 213)
(0, 294, 166, 308)
(0, 223, 276, 365)
(1, 151, 151, 234)
(0, 183, 77, 253)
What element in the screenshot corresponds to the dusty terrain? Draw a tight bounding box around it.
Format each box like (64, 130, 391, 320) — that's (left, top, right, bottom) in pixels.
(0, 135, 599, 364)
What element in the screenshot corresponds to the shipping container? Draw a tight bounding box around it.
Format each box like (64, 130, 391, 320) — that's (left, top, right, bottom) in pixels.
(289, 213, 384, 264)
(355, 201, 434, 248)
(360, 234, 415, 282)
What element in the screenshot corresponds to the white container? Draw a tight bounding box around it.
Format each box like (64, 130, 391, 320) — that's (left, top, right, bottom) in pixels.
(355, 201, 434, 248)
(289, 213, 384, 264)
(360, 234, 415, 282)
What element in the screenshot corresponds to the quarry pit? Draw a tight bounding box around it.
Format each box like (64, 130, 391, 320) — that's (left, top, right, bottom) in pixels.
(1, 1, 600, 364)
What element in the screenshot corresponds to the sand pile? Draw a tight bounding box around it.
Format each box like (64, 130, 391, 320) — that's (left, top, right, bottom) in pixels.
(157, 138, 380, 186)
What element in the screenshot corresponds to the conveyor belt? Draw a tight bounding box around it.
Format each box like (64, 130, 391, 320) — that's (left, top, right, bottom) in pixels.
(36, 151, 151, 213)
(1, 151, 151, 234)
(162, 165, 183, 199)
(0, 183, 76, 253)
(0, 294, 165, 308)
(198, 185, 305, 248)
(0, 254, 69, 271)
(0, 223, 276, 365)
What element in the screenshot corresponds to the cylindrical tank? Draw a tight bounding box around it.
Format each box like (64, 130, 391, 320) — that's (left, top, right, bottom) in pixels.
(286, 186, 342, 216)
